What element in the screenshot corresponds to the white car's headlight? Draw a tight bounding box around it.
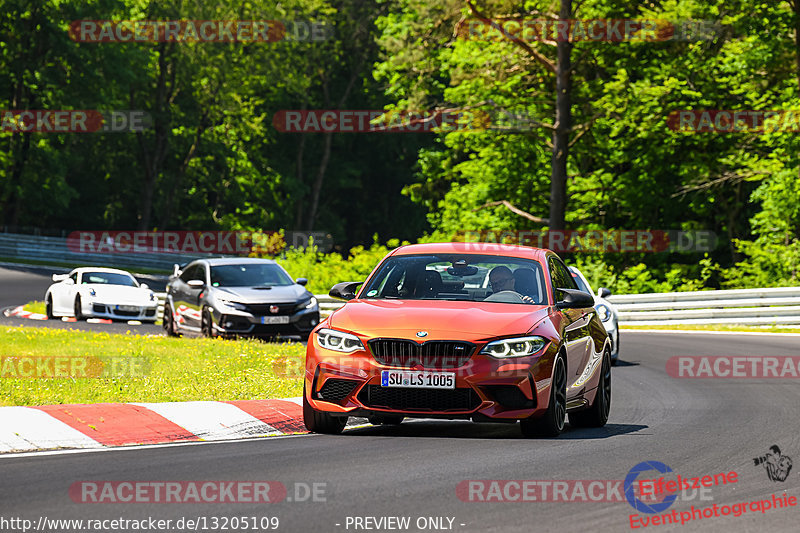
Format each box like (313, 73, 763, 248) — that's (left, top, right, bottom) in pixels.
(480, 336, 547, 358)
(316, 328, 364, 353)
(596, 304, 612, 322)
(305, 297, 318, 309)
(218, 299, 247, 311)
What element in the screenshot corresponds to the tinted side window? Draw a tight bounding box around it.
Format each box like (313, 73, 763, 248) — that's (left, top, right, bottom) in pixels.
(548, 257, 577, 301)
(180, 265, 204, 282)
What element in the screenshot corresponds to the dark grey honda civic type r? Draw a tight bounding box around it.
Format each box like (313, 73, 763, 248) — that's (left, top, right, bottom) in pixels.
(163, 258, 320, 339)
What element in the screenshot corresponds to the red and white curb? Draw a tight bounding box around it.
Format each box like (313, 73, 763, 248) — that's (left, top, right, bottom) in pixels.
(4, 306, 143, 325)
(4, 306, 47, 321)
(0, 398, 314, 454)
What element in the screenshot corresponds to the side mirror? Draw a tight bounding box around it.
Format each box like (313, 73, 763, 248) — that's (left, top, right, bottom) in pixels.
(597, 287, 611, 299)
(295, 278, 308, 286)
(187, 279, 204, 288)
(52, 274, 68, 282)
(140, 283, 149, 290)
(556, 288, 595, 309)
(329, 281, 363, 301)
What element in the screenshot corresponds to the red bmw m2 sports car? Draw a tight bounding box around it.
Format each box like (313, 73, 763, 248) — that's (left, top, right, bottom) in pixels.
(303, 242, 611, 438)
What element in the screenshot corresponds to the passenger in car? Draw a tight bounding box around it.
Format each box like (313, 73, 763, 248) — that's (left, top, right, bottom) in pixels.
(414, 270, 444, 298)
(513, 268, 541, 303)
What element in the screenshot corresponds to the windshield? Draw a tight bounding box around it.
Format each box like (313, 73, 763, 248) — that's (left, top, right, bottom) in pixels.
(361, 254, 546, 304)
(570, 271, 592, 294)
(81, 272, 138, 287)
(209, 263, 294, 287)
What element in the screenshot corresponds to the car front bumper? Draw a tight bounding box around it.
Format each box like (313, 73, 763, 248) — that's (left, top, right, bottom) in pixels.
(82, 301, 158, 321)
(601, 319, 619, 358)
(210, 306, 320, 338)
(304, 335, 564, 422)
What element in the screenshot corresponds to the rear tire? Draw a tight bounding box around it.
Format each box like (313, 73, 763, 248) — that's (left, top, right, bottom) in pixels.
(303, 385, 347, 434)
(46, 296, 54, 319)
(73, 296, 84, 320)
(569, 351, 611, 428)
(520, 353, 567, 438)
(368, 415, 404, 426)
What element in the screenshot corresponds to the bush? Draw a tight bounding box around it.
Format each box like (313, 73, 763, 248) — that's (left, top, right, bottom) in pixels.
(274, 237, 409, 294)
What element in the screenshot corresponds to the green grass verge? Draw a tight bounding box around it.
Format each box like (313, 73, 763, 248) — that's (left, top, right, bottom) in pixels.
(621, 324, 800, 333)
(0, 326, 305, 406)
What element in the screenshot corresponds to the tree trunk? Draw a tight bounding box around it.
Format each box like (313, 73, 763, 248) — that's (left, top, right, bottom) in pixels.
(549, 0, 572, 231)
(136, 43, 174, 231)
(305, 131, 333, 230)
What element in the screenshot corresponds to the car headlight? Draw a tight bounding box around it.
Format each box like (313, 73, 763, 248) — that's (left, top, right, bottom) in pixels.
(316, 328, 364, 353)
(218, 299, 247, 311)
(480, 336, 547, 358)
(596, 304, 611, 322)
(305, 296, 318, 309)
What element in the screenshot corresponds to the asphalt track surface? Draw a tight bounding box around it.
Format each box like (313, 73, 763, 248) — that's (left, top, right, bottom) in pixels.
(2, 331, 799, 532)
(0, 265, 163, 335)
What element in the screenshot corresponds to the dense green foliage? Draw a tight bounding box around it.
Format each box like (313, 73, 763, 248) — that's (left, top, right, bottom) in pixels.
(2, 0, 799, 292)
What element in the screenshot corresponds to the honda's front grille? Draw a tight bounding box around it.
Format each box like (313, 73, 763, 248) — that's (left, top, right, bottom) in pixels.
(317, 378, 359, 404)
(368, 339, 475, 368)
(358, 385, 481, 412)
(243, 303, 294, 316)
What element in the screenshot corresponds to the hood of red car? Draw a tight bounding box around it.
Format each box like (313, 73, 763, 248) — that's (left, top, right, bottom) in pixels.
(327, 299, 550, 340)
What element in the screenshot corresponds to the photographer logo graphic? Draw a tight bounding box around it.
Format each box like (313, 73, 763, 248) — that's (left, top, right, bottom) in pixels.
(753, 445, 793, 482)
(624, 461, 678, 514)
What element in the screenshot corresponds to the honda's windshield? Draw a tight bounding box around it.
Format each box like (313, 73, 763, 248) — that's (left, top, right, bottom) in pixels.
(209, 264, 294, 287)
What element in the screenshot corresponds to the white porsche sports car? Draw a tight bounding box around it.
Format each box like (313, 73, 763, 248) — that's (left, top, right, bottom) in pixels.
(45, 267, 158, 322)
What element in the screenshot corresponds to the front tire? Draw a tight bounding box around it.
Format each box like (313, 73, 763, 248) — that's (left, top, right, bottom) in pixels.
(303, 385, 347, 434)
(569, 350, 611, 428)
(73, 296, 84, 320)
(520, 353, 567, 438)
(201, 307, 216, 338)
(163, 303, 179, 337)
(46, 296, 54, 319)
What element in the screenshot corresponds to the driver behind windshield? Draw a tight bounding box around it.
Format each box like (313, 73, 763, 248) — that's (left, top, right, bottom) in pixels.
(489, 266, 535, 303)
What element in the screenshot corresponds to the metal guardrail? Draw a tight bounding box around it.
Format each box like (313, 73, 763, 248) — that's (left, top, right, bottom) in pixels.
(608, 287, 800, 326)
(316, 288, 800, 326)
(0, 232, 214, 271)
